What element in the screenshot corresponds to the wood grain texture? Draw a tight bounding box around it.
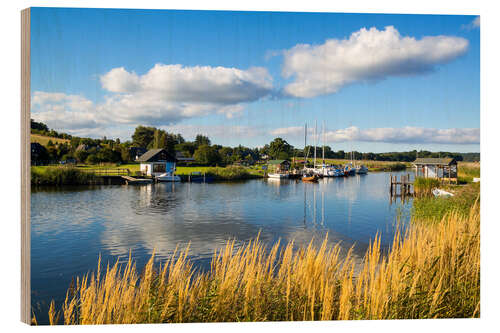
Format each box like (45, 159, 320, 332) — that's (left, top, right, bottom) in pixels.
(21, 7, 31, 325)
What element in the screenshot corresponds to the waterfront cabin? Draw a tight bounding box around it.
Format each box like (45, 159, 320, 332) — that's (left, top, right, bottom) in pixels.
(412, 157, 458, 182)
(137, 148, 177, 177)
(267, 159, 291, 174)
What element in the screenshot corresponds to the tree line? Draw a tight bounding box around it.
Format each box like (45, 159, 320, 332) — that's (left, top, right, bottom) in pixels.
(30, 120, 480, 166)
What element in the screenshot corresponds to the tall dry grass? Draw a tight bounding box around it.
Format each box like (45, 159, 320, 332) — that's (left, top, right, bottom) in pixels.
(50, 202, 480, 324)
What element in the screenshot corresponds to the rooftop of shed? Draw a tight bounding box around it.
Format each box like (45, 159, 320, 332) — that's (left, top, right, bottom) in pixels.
(413, 157, 457, 166)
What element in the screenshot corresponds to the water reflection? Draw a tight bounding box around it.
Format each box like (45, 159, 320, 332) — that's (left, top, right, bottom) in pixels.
(31, 172, 412, 323)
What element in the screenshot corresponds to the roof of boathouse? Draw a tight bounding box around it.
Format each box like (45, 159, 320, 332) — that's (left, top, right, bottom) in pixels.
(267, 159, 290, 165)
(412, 158, 457, 166)
(137, 148, 177, 162)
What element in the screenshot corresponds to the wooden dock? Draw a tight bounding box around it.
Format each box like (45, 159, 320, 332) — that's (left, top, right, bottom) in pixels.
(390, 174, 413, 196)
(121, 175, 153, 185)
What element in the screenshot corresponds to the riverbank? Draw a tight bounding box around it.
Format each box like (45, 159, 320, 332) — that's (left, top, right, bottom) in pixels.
(44, 181, 479, 324)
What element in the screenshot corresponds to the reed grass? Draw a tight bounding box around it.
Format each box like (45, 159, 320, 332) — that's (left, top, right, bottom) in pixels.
(31, 166, 102, 186)
(50, 199, 480, 324)
(413, 177, 441, 196)
(206, 166, 261, 180)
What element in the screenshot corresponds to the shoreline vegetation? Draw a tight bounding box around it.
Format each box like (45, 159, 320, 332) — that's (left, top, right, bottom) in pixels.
(31, 160, 410, 185)
(42, 181, 480, 324)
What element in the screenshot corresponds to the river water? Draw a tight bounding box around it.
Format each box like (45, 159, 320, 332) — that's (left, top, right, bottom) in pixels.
(31, 171, 412, 323)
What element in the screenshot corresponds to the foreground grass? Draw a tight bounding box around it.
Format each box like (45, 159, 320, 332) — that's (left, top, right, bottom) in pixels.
(47, 198, 479, 324)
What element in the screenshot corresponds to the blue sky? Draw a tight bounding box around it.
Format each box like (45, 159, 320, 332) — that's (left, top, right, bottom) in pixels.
(30, 8, 480, 152)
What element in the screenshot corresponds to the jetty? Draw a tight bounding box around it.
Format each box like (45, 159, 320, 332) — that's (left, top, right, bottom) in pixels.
(121, 175, 153, 185)
(390, 174, 413, 197)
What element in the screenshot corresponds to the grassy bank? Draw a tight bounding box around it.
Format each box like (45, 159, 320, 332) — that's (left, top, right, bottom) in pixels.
(412, 182, 480, 223)
(413, 177, 441, 196)
(31, 166, 101, 186)
(46, 191, 479, 324)
(458, 162, 480, 183)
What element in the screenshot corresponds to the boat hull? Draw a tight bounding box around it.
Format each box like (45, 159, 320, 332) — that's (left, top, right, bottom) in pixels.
(268, 173, 289, 179)
(157, 175, 181, 182)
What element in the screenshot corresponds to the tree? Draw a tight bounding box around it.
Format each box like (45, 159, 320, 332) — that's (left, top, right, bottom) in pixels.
(132, 126, 156, 148)
(194, 134, 211, 147)
(85, 154, 99, 164)
(268, 138, 292, 160)
(193, 145, 220, 166)
(75, 150, 89, 163)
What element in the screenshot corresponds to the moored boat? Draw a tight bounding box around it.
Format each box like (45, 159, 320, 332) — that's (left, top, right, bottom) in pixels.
(355, 165, 368, 174)
(302, 174, 318, 182)
(156, 173, 181, 182)
(268, 173, 289, 179)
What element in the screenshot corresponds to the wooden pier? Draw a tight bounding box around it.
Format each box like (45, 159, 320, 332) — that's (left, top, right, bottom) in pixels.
(390, 174, 413, 197)
(121, 175, 153, 185)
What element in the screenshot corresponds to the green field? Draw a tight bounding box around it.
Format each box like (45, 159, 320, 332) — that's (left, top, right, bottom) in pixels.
(31, 134, 70, 146)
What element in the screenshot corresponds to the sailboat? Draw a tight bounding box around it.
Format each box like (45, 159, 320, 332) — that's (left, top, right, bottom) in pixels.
(302, 123, 319, 183)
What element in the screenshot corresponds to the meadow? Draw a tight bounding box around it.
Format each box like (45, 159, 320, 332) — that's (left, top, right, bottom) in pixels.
(31, 134, 70, 146)
(44, 182, 480, 324)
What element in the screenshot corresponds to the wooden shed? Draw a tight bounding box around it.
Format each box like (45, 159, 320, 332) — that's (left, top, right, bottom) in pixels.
(412, 157, 458, 182)
(267, 159, 291, 173)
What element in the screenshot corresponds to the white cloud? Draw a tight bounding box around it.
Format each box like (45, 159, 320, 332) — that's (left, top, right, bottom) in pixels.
(462, 16, 480, 30)
(97, 64, 273, 124)
(31, 64, 274, 134)
(100, 67, 140, 93)
(31, 91, 100, 131)
(162, 124, 264, 141)
(270, 126, 479, 145)
(473, 16, 480, 28)
(282, 26, 469, 98)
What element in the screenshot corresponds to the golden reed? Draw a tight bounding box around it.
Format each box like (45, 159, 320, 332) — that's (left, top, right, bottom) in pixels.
(48, 202, 479, 324)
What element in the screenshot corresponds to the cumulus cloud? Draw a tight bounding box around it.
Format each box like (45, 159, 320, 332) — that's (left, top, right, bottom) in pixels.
(281, 26, 469, 98)
(97, 64, 273, 124)
(162, 124, 264, 140)
(31, 91, 100, 130)
(270, 126, 479, 145)
(31, 63, 274, 134)
(462, 16, 480, 30)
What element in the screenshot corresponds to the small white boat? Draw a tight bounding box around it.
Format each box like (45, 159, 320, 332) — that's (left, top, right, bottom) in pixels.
(432, 189, 454, 197)
(157, 173, 181, 182)
(268, 173, 289, 179)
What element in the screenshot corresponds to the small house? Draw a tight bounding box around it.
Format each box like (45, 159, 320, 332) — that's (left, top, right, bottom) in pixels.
(267, 159, 291, 173)
(137, 148, 177, 177)
(412, 157, 458, 181)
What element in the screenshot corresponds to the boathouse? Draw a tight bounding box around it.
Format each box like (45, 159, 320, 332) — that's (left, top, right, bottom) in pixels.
(412, 157, 458, 181)
(137, 148, 177, 177)
(267, 159, 290, 173)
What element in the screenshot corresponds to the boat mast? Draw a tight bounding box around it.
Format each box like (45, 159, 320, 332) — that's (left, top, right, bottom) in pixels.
(314, 120, 317, 169)
(304, 123, 307, 170)
(322, 121, 325, 166)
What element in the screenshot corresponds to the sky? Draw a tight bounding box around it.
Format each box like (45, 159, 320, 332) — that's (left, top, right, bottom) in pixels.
(30, 8, 480, 153)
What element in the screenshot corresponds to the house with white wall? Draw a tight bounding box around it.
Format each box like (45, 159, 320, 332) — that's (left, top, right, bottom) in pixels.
(137, 148, 177, 177)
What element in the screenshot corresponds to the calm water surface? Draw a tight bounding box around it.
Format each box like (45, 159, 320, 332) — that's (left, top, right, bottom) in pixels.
(31, 171, 412, 323)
